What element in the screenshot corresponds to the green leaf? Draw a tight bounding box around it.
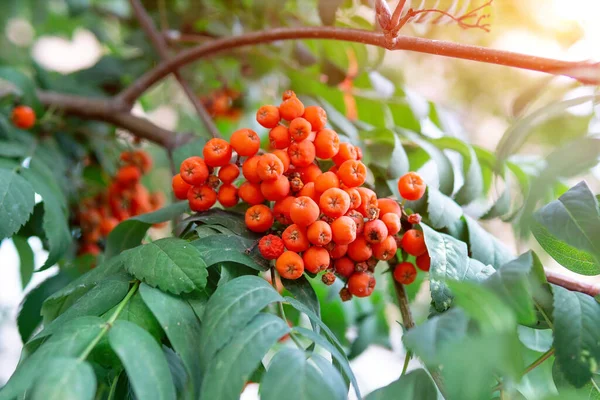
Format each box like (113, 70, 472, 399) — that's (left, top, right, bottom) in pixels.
(123, 238, 208, 295)
(29, 358, 96, 400)
(199, 276, 283, 366)
(105, 201, 190, 259)
(260, 348, 346, 400)
(20, 167, 71, 270)
(281, 275, 320, 333)
(200, 313, 290, 400)
(181, 208, 258, 238)
(0, 67, 42, 114)
(361, 128, 409, 179)
(115, 291, 163, 341)
(108, 320, 177, 400)
(17, 273, 73, 343)
(140, 284, 202, 398)
(553, 286, 600, 387)
(518, 326, 553, 352)
(424, 187, 463, 230)
(365, 369, 437, 400)
(532, 181, 600, 275)
(0, 168, 35, 240)
(553, 360, 600, 400)
(191, 234, 268, 270)
(421, 224, 494, 311)
(13, 235, 34, 288)
(403, 308, 470, 365)
(464, 216, 514, 269)
(0, 141, 29, 157)
(0, 317, 104, 399)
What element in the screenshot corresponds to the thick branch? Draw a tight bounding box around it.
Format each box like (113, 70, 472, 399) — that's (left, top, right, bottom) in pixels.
(38, 91, 193, 149)
(129, 0, 221, 138)
(545, 269, 600, 297)
(393, 279, 415, 329)
(117, 26, 600, 105)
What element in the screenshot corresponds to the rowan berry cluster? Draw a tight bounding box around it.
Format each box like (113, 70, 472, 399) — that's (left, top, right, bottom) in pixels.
(172, 91, 431, 300)
(11, 105, 36, 130)
(77, 150, 164, 258)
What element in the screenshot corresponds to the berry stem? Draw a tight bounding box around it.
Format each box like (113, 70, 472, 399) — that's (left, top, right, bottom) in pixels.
(401, 350, 412, 376)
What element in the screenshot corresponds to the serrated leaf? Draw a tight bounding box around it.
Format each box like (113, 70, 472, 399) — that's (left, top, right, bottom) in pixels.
(200, 313, 289, 400)
(29, 357, 96, 400)
(464, 215, 514, 268)
(365, 369, 437, 400)
(140, 284, 202, 398)
(281, 275, 320, 333)
(199, 276, 282, 366)
(105, 201, 190, 259)
(0, 168, 35, 240)
(261, 348, 346, 400)
(191, 234, 268, 270)
(532, 181, 600, 275)
(109, 320, 177, 400)
(13, 235, 34, 288)
(123, 238, 207, 295)
(421, 224, 494, 311)
(553, 286, 600, 387)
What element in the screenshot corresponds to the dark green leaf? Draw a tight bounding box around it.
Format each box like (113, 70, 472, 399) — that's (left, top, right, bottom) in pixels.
(191, 234, 267, 270)
(553, 360, 600, 400)
(200, 276, 282, 366)
(29, 358, 96, 400)
(281, 275, 320, 333)
(365, 369, 437, 400)
(109, 320, 177, 400)
(115, 292, 163, 341)
(553, 286, 600, 387)
(200, 313, 290, 400)
(0, 168, 35, 241)
(181, 208, 258, 238)
(424, 187, 463, 230)
(0, 141, 29, 157)
(123, 238, 208, 295)
(260, 348, 346, 400)
(105, 201, 190, 259)
(13, 235, 34, 289)
(464, 216, 514, 269)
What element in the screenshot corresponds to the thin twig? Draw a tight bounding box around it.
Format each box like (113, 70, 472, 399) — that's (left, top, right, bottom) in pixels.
(116, 26, 600, 105)
(129, 0, 221, 138)
(493, 348, 555, 392)
(544, 269, 600, 297)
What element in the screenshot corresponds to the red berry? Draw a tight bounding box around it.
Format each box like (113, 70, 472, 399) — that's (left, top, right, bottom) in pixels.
(258, 235, 285, 260)
(393, 262, 417, 285)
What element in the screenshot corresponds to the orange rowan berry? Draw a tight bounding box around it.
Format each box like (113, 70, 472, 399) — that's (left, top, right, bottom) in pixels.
(261, 175, 290, 201)
(11, 105, 36, 129)
(355, 146, 363, 161)
(290, 196, 320, 227)
(372, 235, 397, 261)
(326, 242, 348, 259)
(282, 90, 296, 101)
(256, 105, 280, 128)
(258, 235, 285, 260)
(347, 236, 372, 262)
(257, 154, 284, 181)
(345, 209, 365, 235)
(334, 256, 355, 278)
(393, 262, 417, 285)
(116, 165, 141, 187)
(282, 224, 310, 252)
(348, 272, 376, 297)
(180, 156, 209, 186)
(307, 220, 333, 246)
(364, 219, 388, 244)
(238, 181, 265, 205)
(416, 252, 431, 272)
(377, 198, 401, 217)
(331, 216, 357, 245)
(288, 140, 316, 167)
(269, 125, 291, 149)
(276, 251, 304, 280)
(314, 128, 340, 159)
(289, 117, 312, 142)
(279, 96, 305, 121)
(345, 188, 362, 210)
(408, 213, 422, 225)
(332, 142, 358, 166)
(297, 163, 322, 183)
(245, 204, 274, 232)
(188, 185, 217, 212)
(99, 217, 119, 236)
(298, 182, 320, 203)
(273, 196, 295, 225)
(203, 138, 232, 167)
(356, 187, 379, 220)
(314, 171, 340, 193)
(150, 192, 166, 210)
(172, 174, 192, 200)
(303, 246, 330, 274)
(272, 149, 290, 173)
(337, 160, 367, 188)
(242, 156, 262, 184)
(230, 128, 260, 157)
(398, 172, 426, 201)
(319, 188, 350, 218)
(381, 213, 401, 236)
(401, 229, 427, 256)
(322, 271, 336, 285)
(217, 184, 239, 208)
(302, 106, 327, 131)
(218, 163, 240, 184)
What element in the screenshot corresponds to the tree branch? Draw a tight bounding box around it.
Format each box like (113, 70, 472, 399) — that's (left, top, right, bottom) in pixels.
(37, 91, 193, 149)
(545, 269, 600, 297)
(117, 26, 600, 105)
(128, 0, 221, 138)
